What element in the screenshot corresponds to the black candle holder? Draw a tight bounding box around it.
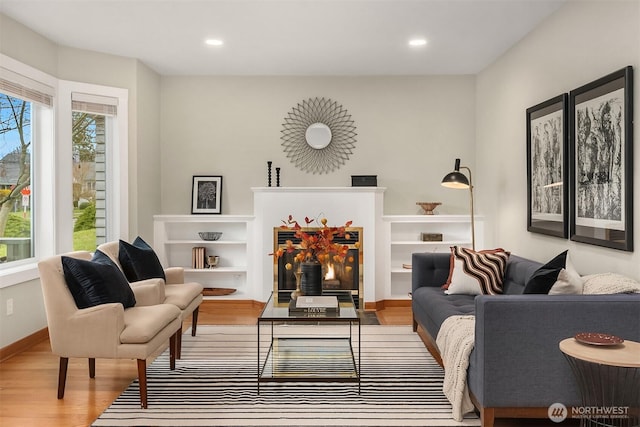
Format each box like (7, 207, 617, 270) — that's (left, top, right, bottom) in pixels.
(267, 161, 272, 187)
(276, 167, 281, 187)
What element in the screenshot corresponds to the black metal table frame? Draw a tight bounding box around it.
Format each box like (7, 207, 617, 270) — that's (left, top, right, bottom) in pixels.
(563, 354, 640, 427)
(257, 293, 361, 394)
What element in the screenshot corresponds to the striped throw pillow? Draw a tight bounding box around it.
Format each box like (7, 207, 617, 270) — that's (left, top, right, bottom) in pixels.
(445, 246, 510, 295)
(442, 247, 508, 290)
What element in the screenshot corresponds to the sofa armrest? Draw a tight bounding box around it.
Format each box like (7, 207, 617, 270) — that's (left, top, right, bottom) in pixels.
(49, 302, 125, 358)
(470, 294, 640, 408)
(129, 278, 165, 306)
(164, 267, 184, 284)
(411, 252, 451, 293)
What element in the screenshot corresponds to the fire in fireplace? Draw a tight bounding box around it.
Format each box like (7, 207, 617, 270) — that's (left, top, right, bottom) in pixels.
(273, 227, 363, 308)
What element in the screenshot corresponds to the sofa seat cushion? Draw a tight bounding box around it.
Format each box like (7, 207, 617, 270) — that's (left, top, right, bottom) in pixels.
(120, 304, 181, 344)
(164, 282, 204, 309)
(413, 286, 475, 338)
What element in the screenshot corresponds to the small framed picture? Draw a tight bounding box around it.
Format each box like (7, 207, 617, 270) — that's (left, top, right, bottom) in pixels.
(191, 176, 223, 214)
(526, 93, 568, 238)
(569, 66, 633, 251)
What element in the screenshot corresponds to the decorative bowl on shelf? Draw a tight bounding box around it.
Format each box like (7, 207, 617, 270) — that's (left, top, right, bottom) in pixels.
(416, 202, 442, 215)
(198, 231, 223, 241)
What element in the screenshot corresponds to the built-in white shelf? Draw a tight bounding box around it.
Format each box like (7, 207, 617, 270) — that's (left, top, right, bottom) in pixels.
(153, 200, 483, 304)
(154, 215, 254, 296)
(383, 215, 483, 300)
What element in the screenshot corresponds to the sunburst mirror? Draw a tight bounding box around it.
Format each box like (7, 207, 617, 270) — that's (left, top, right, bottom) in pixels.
(281, 97, 357, 174)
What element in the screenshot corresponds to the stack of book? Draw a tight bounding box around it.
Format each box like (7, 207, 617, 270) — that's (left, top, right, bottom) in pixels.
(192, 247, 206, 269)
(288, 296, 340, 315)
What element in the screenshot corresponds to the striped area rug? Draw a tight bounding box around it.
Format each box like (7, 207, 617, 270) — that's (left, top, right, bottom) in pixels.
(93, 325, 480, 426)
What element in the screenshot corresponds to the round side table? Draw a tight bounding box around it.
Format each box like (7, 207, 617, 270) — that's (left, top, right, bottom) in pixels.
(559, 337, 640, 427)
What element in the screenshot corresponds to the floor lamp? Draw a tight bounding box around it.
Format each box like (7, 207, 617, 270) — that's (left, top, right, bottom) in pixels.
(441, 158, 475, 251)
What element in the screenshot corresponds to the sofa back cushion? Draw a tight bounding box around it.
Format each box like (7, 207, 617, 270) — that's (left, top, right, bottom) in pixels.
(502, 255, 543, 294)
(411, 252, 451, 292)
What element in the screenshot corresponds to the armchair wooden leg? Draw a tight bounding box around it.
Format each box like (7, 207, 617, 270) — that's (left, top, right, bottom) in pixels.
(169, 331, 177, 371)
(137, 359, 148, 409)
(88, 358, 96, 378)
(57, 357, 69, 399)
(191, 307, 199, 336)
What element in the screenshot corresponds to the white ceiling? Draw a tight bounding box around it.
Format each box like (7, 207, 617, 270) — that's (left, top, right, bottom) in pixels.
(0, 0, 566, 76)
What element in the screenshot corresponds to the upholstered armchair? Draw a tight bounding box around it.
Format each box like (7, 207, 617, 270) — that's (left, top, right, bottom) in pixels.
(97, 240, 204, 357)
(37, 251, 182, 408)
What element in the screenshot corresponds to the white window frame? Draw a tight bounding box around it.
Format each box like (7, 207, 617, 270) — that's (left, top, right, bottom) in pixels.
(58, 81, 128, 253)
(0, 54, 56, 286)
(0, 56, 129, 288)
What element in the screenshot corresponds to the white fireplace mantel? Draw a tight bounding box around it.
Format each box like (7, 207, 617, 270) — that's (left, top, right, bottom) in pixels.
(251, 187, 386, 303)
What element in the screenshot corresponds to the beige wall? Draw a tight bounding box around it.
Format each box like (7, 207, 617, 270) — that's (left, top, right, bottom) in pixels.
(135, 62, 162, 241)
(476, 0, 640, 277)
(0, 14, 57, 76)
(0, 15, 162, 347)
(56, 46, 162, 241)
(0, 15, 60, 348)
(160, 75, 476, 216)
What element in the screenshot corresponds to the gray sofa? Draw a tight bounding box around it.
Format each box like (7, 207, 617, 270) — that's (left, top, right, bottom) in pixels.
(411, 252, 640, 427)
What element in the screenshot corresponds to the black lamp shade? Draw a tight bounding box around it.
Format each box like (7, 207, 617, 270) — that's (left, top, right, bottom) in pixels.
(441, 158, 475, 250)
(441, 171, 469, 189)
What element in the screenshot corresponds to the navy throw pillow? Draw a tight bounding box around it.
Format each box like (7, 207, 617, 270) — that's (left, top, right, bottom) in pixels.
(118, 236, 166, 282)
(523, 250, 568, 294)
(62, 250, 136, 309)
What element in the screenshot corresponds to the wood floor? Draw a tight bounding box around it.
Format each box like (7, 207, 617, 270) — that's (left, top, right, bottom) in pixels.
(0, 301, 576, 427)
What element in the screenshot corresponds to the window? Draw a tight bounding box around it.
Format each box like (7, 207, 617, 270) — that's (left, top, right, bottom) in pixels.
(0, 59, 55, 269)
(71, 103, 114, 251)
(1, 55, 127, 287)
(0, 92, 33, 263)
(59, 83, 128, 254)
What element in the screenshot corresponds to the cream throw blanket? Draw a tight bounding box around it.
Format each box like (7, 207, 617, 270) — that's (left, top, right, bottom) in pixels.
(435, 315, 476, 421)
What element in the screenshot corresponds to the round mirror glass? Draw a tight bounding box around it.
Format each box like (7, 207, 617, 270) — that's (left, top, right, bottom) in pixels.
(305, 123, 332, 149)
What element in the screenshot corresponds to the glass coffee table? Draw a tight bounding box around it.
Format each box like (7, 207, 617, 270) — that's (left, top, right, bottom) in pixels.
(257, 292, 361, 393)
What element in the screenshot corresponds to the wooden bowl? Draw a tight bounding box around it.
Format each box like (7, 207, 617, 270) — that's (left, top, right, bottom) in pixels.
(416, 202, 442, 215)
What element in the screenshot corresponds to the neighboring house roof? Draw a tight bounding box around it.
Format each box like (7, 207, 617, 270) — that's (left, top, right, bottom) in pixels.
(0, 151, 30, 187)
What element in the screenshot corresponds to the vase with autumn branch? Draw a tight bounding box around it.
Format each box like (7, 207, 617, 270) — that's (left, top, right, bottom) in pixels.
(273, 215, 355, 297)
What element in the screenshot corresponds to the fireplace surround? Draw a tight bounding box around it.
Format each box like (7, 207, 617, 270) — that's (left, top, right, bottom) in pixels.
(253, 187, 385, 304)
(273, 227, 363, 308)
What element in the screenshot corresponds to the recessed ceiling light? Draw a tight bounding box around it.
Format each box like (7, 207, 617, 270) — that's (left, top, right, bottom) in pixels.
(409, 39, 427, 47)
(205, 39, 224, 46)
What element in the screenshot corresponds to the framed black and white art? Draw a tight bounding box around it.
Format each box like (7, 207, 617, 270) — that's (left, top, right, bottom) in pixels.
(191, 175, 223, 214)
(527, 94, 568, 238)
(569, 66, 633, 251)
